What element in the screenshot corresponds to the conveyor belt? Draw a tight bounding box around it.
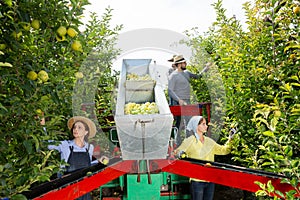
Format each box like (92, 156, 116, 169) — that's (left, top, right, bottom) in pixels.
(24, 158, 299, 199)
(183, 158, 286, 179)
(23, 158, 125, 200)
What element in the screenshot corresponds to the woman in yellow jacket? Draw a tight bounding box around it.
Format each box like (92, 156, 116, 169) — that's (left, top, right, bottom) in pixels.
(175, 116, 233, 200)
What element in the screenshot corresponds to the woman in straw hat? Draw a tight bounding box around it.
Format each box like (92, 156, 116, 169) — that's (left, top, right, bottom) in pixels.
(175, 116, 235, 200)
(48, 116, 108, 171)
(48, 116, 108, 200)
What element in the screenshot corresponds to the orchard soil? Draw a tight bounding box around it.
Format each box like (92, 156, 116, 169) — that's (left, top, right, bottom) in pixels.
(214, 184, 256, 200)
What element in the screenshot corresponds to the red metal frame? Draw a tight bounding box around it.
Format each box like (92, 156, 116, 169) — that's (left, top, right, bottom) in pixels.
(170, 103, 211, 122)
(32, 159, 299, 200)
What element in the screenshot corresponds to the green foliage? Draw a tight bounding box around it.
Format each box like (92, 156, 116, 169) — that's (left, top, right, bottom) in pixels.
(186, 0, 300, 198)
(0, 0, 121, 198)
(255, 180, 300, 200)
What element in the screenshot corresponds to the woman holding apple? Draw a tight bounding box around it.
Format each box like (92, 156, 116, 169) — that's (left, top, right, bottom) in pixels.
(175, 116, 235, 200)
(48, 116, 108, 200)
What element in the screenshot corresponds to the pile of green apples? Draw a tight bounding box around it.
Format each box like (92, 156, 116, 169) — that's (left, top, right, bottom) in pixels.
(124, 102, 159, 115)
(126, 73, 153, 81)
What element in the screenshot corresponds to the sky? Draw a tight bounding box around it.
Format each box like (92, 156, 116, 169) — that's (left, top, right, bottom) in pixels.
(82, 0, 253, 84)
(83, 0, 252, 33)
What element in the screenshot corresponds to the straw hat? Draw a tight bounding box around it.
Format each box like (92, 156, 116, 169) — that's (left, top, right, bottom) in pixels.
(167, 55, 177, 62)
(67, 116, 96, 138)
(173, 55, 186, 64)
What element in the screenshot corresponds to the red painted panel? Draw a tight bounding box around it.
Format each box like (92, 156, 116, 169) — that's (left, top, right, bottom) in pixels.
(159, 159, 299, 198)
(34, 160, 134, 200)
(169, 103, 211, 122)
(170, 105, 203, 116)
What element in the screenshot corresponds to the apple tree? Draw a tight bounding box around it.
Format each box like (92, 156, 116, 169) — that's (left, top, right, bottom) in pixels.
(186, 0, 300, 198)
(0, 0, 121, 198)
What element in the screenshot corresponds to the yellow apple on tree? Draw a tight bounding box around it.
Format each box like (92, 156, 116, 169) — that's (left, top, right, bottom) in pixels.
(35, 109, 44, 116)
(67, 27, 78, 38)
(293, 6, 300, 15)
(71, 40, 82, 51)
(57, 26, 67, 37)
(38, 70, 49, 82)
(274, 110, 281, 117)
(27, 71, 38, 81)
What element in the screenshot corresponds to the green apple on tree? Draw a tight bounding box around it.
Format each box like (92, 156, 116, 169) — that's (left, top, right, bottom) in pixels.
(0, 44, 6, 50)
(22, 22, 31, 31)
(31, 19, 40, 30)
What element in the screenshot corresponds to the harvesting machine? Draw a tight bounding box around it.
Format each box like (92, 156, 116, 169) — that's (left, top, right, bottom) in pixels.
(25, 59, 299, 200)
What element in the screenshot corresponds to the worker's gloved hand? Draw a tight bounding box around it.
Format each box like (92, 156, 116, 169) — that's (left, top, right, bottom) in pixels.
(229, 128, 237, 140)
(176, 150, 187, 159)
(203, 62, 212, 73)
(179, 99, 187, 106)
(199, 62, 212, 75)
(98, 156, 109, 165)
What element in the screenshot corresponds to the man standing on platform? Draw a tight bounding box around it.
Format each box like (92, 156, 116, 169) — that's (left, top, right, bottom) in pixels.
(168, 55, 209, 145)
